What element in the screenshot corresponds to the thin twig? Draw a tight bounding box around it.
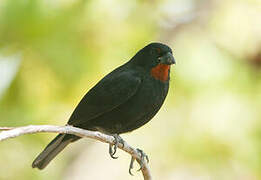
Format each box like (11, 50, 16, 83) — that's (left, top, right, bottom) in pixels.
(0, 127, 14, 130)
(0, 125, 152, 180)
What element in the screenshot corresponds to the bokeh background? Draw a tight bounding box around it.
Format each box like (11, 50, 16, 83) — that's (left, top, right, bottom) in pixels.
(0, 0, 261, 179)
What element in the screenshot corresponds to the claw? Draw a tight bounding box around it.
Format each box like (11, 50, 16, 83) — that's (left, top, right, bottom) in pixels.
(128, 148, 149, 175)
(129, 156, 135, 176)
(136, 148, 149, 171)
(108, 134, 124, 159)
(109, 144, 118, 159)
(137, 148, 149, 162)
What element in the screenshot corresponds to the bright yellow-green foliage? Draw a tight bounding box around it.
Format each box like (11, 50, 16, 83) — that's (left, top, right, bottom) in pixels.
(0, 0, 261, 179)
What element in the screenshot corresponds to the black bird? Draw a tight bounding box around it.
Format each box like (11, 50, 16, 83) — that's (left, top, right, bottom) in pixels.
(32, 42, 175, 171)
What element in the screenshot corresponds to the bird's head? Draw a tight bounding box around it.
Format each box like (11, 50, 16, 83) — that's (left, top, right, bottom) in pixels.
(131, 42, 176, 82)
(131, 42, 175, 68)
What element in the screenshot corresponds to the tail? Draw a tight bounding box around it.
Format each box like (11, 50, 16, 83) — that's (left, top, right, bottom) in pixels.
(32, 134, 79, 170)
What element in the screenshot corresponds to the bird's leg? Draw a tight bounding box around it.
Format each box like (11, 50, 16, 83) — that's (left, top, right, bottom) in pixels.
(136, 148, 149, 171)
(109, 134, 124, 159)
(128, 148, 149, 175)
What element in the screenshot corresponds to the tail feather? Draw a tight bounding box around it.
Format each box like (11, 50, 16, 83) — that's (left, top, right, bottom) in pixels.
(32, 134, 77, 170)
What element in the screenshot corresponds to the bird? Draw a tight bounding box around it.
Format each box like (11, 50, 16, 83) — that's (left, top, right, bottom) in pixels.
(32, 42, 175, 171)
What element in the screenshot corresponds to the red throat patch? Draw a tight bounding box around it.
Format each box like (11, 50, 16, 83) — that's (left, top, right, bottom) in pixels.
(150, 64, 170, 82)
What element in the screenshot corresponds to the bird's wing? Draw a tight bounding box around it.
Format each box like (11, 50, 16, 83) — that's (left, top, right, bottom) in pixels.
(68, 69, 141, 126)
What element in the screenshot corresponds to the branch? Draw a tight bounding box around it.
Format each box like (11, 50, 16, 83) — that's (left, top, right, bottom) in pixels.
(0, 125, 152, 180)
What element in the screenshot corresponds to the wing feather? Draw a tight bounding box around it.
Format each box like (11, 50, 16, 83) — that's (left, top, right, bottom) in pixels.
(68, 69, 141, 126)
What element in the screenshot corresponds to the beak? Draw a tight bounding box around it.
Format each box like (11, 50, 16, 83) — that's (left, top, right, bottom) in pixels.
(158, 52, 176, 65)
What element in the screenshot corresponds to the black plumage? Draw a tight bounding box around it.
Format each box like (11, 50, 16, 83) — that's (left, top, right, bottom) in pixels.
(32, 42, 175, 169)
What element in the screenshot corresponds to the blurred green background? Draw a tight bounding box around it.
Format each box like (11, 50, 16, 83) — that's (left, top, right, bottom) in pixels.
(0, 0, 261, 179)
